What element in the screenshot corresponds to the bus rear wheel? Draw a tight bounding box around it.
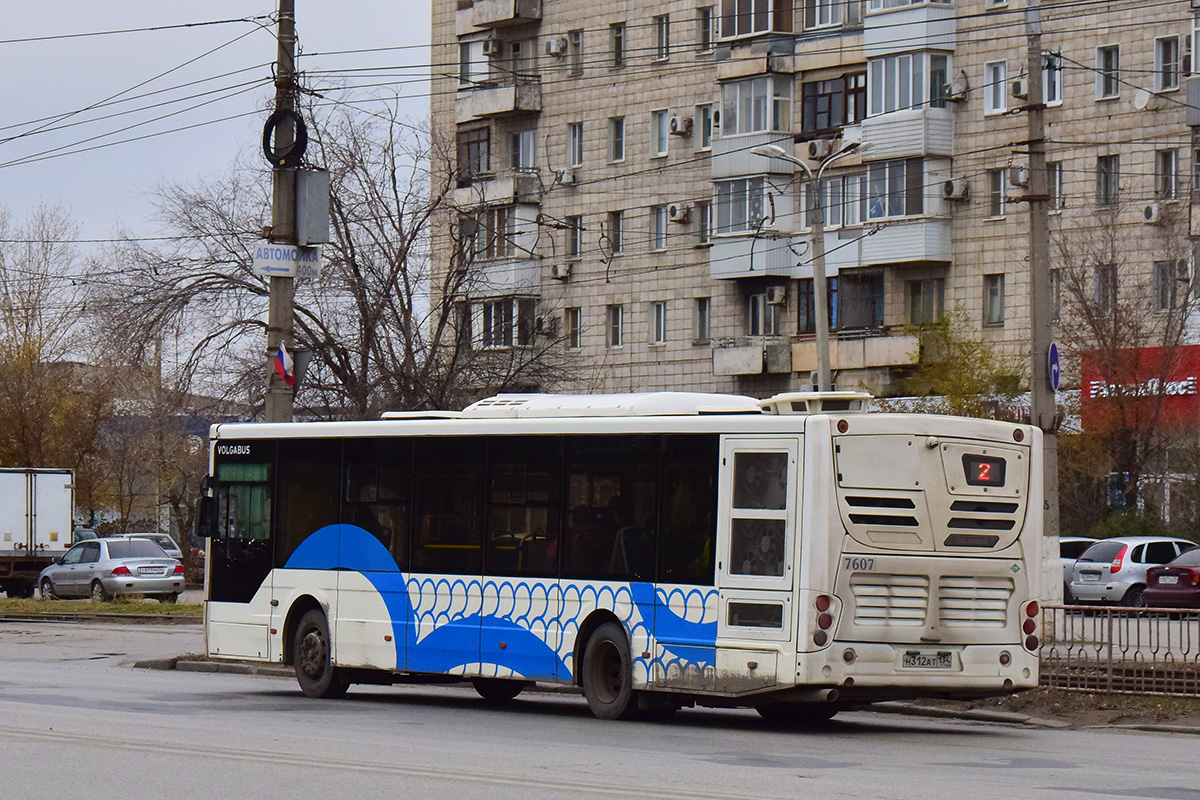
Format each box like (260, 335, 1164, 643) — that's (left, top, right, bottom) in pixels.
(294, 609, 349, 699)
(472, 678, 525, 703)
(581, 622, 638, 720)
(756, 702, 839, 727)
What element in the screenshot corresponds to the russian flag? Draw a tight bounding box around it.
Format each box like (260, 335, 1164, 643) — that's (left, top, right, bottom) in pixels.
(274, 343, 295, 387)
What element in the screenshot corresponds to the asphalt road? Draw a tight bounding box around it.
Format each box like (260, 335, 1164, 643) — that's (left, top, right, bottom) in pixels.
(1, 619, 1198, 800)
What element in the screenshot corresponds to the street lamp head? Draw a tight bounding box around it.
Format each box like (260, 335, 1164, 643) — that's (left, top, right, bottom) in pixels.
(750, 144, 790, 160)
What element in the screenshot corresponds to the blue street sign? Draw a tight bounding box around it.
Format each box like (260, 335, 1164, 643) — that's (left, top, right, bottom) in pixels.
(1048, 342, 1060, 392)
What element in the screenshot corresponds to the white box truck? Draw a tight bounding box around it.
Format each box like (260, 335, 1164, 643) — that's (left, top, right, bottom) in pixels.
(0, 469, 74, 598)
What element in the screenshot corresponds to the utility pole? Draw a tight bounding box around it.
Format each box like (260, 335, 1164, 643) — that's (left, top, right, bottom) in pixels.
(1024, 0, 1061, 600)
(265, 0, 297, 423)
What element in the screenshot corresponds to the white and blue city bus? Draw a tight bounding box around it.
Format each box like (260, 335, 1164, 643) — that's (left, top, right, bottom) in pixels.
(199, 391, 1042, 723)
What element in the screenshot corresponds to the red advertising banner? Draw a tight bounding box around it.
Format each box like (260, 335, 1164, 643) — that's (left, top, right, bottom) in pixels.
(1079, 346, 1200, 431)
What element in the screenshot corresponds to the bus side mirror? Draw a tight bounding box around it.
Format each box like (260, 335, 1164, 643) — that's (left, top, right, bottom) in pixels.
(196, 495, 217, 539)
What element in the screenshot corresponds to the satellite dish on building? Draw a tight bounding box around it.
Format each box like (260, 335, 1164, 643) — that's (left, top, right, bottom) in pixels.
(1132, 88, 1156, 111)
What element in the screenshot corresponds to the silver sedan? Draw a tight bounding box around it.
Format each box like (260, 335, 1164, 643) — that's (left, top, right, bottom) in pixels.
(38, 538, 184, 603)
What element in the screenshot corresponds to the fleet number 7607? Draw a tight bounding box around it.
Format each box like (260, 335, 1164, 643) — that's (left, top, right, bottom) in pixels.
(844, 557, 875, 570)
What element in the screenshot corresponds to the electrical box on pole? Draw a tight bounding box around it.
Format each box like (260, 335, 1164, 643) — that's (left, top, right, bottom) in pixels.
(296, 169, 330, 246)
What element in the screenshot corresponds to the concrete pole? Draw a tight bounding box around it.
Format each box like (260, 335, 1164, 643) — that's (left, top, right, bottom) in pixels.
(1024, 1, 1061, 600)
(265, 0, 297, 423)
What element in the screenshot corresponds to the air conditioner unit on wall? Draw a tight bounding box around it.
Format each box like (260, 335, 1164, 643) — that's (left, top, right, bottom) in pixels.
(545, 37, 567, 56)
(557, 168, 576, 185)
(481, 39, 498, 56)
(766, 286, 787, 305)
(1143, 202, 1162, 224)
(1008, 164, 1030, 187)
(669, 114, 693, 136)
(807, 139, 833, 160)
(667, 202, 691, 223)
(551, 262, 572, 279)
(1011, 76, 1028, 99)
(943, 177, 969, 200)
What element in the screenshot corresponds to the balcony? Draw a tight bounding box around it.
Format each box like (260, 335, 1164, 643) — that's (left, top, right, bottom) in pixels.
(470, 0, 541, 28)
(455, 77, 541, 123)
(712, 339, 793, 376)
(469, 257, 541, 297)
(863, 3, 955, 57)
(452, 172, 542, 208)
(791, 331, 919, 372)
(708, 234, 799, 280)
(860, 107, 954, 160)
(793, 217, 950, 271)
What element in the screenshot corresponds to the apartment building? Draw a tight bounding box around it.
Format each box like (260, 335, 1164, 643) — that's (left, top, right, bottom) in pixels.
(431, 0, 1200, 398)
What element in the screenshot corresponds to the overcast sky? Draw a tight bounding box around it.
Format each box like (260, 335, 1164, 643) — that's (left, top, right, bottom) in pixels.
(2, 2, 431, 246)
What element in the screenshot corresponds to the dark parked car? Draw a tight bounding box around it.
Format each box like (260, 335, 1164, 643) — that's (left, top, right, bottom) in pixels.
(1145, 547, 1200, 608)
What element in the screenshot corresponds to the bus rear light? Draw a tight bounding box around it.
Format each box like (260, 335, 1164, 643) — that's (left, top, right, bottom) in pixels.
(815, 594, 832, 612)
(837, 420, 849, 433)
(111, 566, 132, 576)
(1022, 619, 1037, 635)
(1025, 600, 1039, 617)
(842, 648, 856, 664)
(1013, 429, 1024, 442)
(817, 613, 834, 630)
(999, 651, 1011, 666)
(1024, 635, 1039, 651)
(1111, 545, 1128, 574)
(813, 630, 828, 647)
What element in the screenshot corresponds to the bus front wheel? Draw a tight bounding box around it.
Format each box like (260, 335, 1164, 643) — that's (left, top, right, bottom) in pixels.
(294, 609, 349, 699)
(581, 622, 638, 720)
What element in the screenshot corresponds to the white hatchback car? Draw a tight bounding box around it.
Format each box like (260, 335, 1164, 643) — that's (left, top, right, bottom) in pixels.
(1069, 536, 1197, 606)
(1060, 536, 1097, 602)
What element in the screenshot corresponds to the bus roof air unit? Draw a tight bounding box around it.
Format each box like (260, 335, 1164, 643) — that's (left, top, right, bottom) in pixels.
(758, 391, 873, 415)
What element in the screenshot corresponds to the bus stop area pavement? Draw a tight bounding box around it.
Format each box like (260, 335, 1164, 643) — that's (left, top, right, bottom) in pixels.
(137, 655, 1200, 735)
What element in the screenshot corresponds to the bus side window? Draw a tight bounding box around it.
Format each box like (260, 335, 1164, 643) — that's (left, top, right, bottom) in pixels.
(485, 437, 561, 578)
(658, 435, 719, 585)
(412, 438, 484, 575)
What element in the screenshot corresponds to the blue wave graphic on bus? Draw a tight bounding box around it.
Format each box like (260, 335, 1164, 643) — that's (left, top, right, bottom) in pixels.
(284, 524, 717, 680)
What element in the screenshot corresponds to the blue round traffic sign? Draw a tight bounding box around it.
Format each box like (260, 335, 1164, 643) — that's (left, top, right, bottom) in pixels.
(1048, 342, 1060, 392)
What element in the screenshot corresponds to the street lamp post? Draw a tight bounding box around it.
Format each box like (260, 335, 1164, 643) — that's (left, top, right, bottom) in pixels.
(751, 142, 860, 391)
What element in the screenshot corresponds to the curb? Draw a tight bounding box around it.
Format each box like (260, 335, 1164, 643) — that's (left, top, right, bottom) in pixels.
(871, 702, 1070, 728)
(0, 611, 201, 625)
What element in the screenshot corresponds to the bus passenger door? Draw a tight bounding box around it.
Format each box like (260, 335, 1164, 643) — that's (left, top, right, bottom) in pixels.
(713, 438, 800, 688)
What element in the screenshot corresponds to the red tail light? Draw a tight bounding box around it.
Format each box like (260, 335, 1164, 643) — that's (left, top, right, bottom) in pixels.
(1189, 568, 1200, 586)
(111, 565, 132, 576)
(173, 565, 185, 575)
(1110, 545, 1128, 574)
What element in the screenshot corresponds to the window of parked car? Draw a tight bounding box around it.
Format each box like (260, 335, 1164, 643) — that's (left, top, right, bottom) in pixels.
(1144, 541, 1179, 563)
(1059, 540, 1094, 560)
(105, 540, 168, 559)
(1169, 548, 1200, 566)
(1078, 541, 1124, 563)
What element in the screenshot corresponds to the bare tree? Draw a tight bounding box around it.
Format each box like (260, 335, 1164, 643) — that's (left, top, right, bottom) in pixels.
(1052, 200, 1196, 520)
(93, 106, 567, 419)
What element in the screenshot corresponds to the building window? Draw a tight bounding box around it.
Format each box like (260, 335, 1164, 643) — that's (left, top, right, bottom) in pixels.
(1153, 260, 1188, 312)
(609, 116, 625, 162)
(697, 104, 714, 149)
(651, 301, 668, 344)
(458, 40, 487, 86)
(567, 122, 584, 167)
(797, 277, 837, 333)
(568, 30, 584, 75)
(457, 127, 490, 186)
(716, 177, 766, 233)
(1096, 45, 1120, 99)
(1048, 161, 1065, 210)
(697, 7, 716, 51)
(839, 270, 884, 329)
(566, 215, 582, 257)
(510, 39, 537, 78)
(481, 297, 535, 348)
(984, 60, 1007, 115)
(929, 55, 949, 109)
(610, 22, 625, 68)
(607, 210, 624, 254)
(1156, 36, 1181, 92)
(804, 0, 840, 29)
(1044, 51, 1063, 106)
(653, 14, 670, 60)
(867, 159, 923, 219)
(721, 76, 791, 135)
(809, 173, 867, 227)
(987, 168, 1007, 218)
(869, 53, 941, 116)
(845, 72, 867, 123)
(650, 206, 668, 251)
(720, 0, 791, 39)
(803, 76, 848, 133)
(1094, 263, 1117, 311)
(747, 293, 782, 336)
(696, 200, 712, 243)
(607, 304, 624, 346)
(463, 206, 517, 261)
(694, 297, 711, 342)
(983, 274, 1005, 326)
(511, 129, 536, 172)
(651, 109, 669, 157)
(1096, 154, 1119, 205)
(869, 0, 951, 9)
(565, 307, 582, 349)
(908, 278, 945, 325)
(1157, 149, 1179, 200)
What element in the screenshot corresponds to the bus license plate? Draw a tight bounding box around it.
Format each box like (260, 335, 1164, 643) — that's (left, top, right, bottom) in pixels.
(1159, 575, 1179, 585)
(902, 651, 952, 669)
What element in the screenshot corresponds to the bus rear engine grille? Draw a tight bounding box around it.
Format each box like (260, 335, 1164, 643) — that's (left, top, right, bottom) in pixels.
(850, 574, 929, 626)
(938, 576, 1013, 627)
(845, 495, 919, 528)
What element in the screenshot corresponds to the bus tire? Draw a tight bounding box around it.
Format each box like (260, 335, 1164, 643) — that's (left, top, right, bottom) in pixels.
(756, 702, 839, 727)
(581, 622, 638, 720)
(472, 678, 525, 703)
(294, 609, 349, 699)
